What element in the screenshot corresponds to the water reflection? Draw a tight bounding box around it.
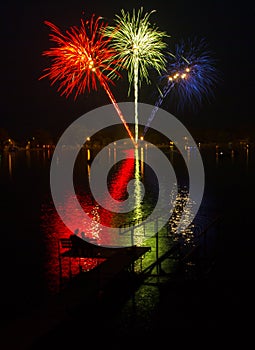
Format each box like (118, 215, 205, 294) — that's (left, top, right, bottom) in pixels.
(132, 147, 145, 246)
(214, 142, 253, 169)
(41, 148, 140, 292)
(8, 152, 13, 177)
(246, 145, 249, 169)
(25, 150, 31, 168)
(41, 200, 105, 294)
(39, 141, 255, 295)
(0, 142, 253, 331)
(41, 145, 199, 294)
(140, 145, 144, 177)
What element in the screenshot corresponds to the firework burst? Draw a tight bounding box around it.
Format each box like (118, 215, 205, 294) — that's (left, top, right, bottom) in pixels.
(103, 7, 168, 142)
(143, 37, 219, 136)
(39, 14, 135, 143)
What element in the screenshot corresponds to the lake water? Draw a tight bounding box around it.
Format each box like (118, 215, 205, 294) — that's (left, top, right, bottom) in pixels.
(0, 141, 254, 336)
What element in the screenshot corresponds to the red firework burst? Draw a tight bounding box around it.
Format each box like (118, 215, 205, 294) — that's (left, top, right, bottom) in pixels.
(40, 14, 135, 143)
(40, 14, 122, 99)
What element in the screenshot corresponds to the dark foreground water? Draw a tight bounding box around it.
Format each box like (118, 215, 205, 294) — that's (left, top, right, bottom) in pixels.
(0, 143, 254, 344)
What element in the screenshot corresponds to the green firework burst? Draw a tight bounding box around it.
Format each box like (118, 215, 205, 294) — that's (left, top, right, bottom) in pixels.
(103, 7, 168, 142)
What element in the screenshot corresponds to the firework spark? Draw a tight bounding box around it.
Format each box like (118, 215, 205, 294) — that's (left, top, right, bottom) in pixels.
(143, 38, 219, 136)
(103, 7, 168, 142)
(39, 14, 135, 143)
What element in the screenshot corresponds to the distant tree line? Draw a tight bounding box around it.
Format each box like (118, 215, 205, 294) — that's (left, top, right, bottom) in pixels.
(1, 124, 254, 151)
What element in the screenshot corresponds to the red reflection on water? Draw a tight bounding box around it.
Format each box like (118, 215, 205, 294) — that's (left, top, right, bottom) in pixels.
(90, 149, 135, 229)
(41, 148, 135, 294)
(108, 149, 135, 202)
(41, 196, 106, 294)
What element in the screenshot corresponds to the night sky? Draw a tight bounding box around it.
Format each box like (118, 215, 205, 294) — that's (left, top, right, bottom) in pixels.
(1, 0, 252, 141)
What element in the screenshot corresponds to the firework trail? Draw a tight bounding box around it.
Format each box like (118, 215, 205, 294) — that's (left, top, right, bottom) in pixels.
(39, 14, 135, 144)
(103, 7, 168, 143)
(143, 38, 219, 136)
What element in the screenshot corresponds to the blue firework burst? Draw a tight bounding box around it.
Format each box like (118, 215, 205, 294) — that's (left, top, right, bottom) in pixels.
(163, 38, 219, 109)
(144, 37, 219, 135)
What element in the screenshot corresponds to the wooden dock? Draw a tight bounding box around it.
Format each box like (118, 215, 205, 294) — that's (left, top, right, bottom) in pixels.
(1, 214, 221, 349)
(1, 240, 151, 350)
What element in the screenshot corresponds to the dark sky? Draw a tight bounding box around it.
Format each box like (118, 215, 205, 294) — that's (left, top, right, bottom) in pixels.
(1, 0, 252, 140)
